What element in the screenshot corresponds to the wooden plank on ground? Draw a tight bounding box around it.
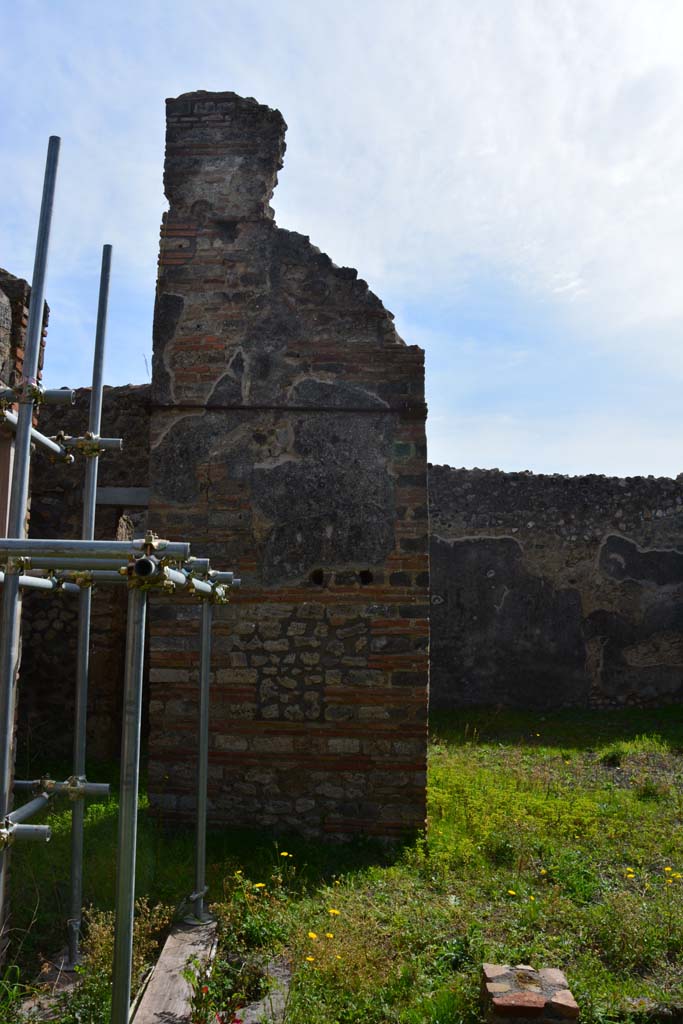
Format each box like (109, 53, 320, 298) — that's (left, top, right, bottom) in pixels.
(132, 919, 217, 1024)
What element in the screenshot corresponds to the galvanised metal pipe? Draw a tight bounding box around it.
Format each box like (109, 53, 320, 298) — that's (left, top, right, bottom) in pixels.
(0, 135, 60, 931)
(0, 823, 51, 846)
(111, 586, 147, 1024)
(58, 436, 123, 452)
(61, 571, 128, 584)
(0, 571, 60, 591)
(163, 566, 188, 588)
(189, 576, 213, 596)
(2, 409, 68, 458)
(209, 571, 234, 584)
(14, 780, 110, 799)
(0, 388, 75, 406)
(7, 793, 50, 824)
(0, 539, 191, 561)
(132, 555, 160, 579)
(69, 243, 112, 966)
(185, 558, 210, 574)
(194, 599, 213, 921)
(27, 558, 130, 571)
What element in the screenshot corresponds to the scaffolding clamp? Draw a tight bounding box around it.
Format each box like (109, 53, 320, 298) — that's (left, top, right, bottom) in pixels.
(15, 376, 43, 404)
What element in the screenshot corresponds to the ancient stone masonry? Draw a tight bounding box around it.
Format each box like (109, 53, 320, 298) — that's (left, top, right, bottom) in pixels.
(0, 269, 50, 533)
(148, 92, 429, 838)
(430, 466, 683, 710)
(17, 386, 151, 765)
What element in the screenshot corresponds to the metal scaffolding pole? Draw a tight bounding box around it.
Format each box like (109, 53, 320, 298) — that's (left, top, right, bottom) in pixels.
(0, 538, 191, 562)
(110, 586, 147, 1024)
(0, 136, 60, 942)
(68, 243, 112, 965)
(193, 599, 213, 921)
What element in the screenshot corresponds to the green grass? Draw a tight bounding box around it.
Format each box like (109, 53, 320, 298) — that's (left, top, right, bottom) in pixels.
(7, 708, 683, 1022)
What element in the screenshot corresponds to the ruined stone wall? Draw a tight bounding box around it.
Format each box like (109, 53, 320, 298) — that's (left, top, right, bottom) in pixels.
(0, 269, 50, 534)
(17, 385, 150, 767)
(148, 91, 429, 839)
(0, 268, 49, 389)
(429, 466, 683, 710)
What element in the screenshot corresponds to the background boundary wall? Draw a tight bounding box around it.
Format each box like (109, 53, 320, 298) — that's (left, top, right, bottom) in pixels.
(430, 465, 683, 710)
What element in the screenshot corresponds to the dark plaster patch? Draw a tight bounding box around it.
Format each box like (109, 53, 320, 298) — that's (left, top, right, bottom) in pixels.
(252, 412, 395, 584)
(207, 372, 243, 406)
(429, 536, 588, 709)
(152, 293, 184, 404)
(214, 219, 239, 243)
(599, 534, 683, 586)
(151, 412, 241, 505)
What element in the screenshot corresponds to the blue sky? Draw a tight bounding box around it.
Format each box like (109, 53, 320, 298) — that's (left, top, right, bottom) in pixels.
(2, 0, 683, 476)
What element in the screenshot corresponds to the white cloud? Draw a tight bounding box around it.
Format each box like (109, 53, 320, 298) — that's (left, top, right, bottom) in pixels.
(2, 0, 683, 471)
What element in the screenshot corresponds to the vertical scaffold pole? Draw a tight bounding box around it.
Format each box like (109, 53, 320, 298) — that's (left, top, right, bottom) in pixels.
(193, 598, 213, 921)
(68, 244, 112, 965)
(110, 585, 147, 1024)
(0, 136, 60, 947)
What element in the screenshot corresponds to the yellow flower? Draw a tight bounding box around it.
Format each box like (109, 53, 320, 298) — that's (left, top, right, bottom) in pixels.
(539, 868, 547, 876)
(529, 896, 535, 902)
(325, 932, 334, 939)
(308, 931, 318, 940)
(335, 955, 342, 960)
(328, 908, 341, 915)
(665, 866, 672, 873)
(673, 873, 682, 879)
(666, 878, 673, 885)
(305, 956, 315, 962)
(507, 890, 516, 896)
(280, 851, 289, 857)
(253, 883, 266, 889)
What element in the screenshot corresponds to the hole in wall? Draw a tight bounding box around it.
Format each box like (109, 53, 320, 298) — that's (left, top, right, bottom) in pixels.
(309, 569, 325, 586)
(359, 570, 374, 586)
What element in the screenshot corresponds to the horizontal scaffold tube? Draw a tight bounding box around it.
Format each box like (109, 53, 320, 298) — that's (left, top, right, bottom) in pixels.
(0, 823, 51, 847)
(13, 779, 110, 799)
(28, 558, 131, 571)
(56, 436, 123, 452)
(2, 410, 68, 458)
(0, 388, 75, 405)
(0, 538, 191, 562)
(0, 570, 60, 591)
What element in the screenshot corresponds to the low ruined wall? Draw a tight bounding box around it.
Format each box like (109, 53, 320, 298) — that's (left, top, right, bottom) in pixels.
(429, 466, 683, 710)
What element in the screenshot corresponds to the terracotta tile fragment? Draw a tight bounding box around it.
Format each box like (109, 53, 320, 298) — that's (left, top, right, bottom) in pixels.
(548, 989, 579, 1019)
(539, 967, 568, 988)
(492, 992, 547, 1017)
(483, 963, 511, 980)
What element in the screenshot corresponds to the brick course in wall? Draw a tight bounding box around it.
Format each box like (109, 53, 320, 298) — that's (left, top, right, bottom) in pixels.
(147, 92, 429, 838)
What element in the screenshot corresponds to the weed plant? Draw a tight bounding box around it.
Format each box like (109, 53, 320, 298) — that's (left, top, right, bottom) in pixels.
(7, 708, 683, 1022)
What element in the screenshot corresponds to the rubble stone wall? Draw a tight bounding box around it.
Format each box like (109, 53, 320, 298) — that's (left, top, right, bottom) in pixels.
(429, 466, 683, 710)
(17, 385, 150, 766)
(147, 91, 429, 839)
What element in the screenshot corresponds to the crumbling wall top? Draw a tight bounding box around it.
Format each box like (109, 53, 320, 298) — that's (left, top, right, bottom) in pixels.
(165, 90, 287, 220)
